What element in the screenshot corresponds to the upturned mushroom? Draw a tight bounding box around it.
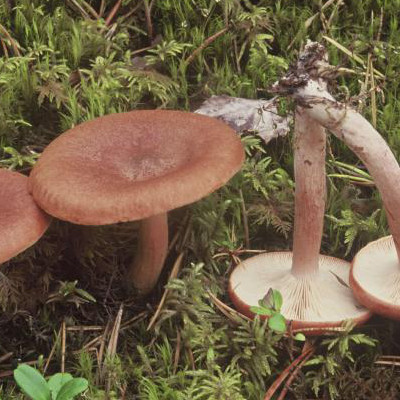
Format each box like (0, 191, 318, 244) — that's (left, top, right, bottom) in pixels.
(0, 168, 51, 264)
(28, 110, 244, 295)
(271, 41, 400, 320)
(229, 104, 371, 333)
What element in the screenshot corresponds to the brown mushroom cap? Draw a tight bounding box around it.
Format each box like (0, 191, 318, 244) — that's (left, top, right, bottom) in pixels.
(350, 235, 400, 320)
(0, 169, 51, 264)
(229, 252, 371, 335)
(29, 110, 244, 225)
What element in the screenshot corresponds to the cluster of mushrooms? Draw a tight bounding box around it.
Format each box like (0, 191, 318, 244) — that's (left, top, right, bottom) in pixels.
(229, 42, 400, 334)
(2, 110, 244, 296)
(2, 42, 400, 337)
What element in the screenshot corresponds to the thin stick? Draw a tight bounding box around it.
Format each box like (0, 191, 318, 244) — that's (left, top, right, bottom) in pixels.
(97, 320, 111, 384)
(173, 329, 181, 374)
(99, 0, 106, 18)
(67, 326, 104, 332)
(326, 0, 344, 32)
(68, 0, 91, 19)
(277, 348, 315, 400)
(322, 35, 384, 78)
(1, 39, 9, 58)
(0, 352, 12, 364)
(120, 311, 148, 330)
(107, 304, 124, 357)
(106, 304, 124, 395)
(185, 27, 229, 65)
(61, 320, 66, 373)
(44, 327, 62, 374)
(304, 0, 338, 29)
(130, 44, 154, 56)
(147, 253, 184, 330)
(103, 268, 117, 305)
(105, 0, 123, 26)
(79, 0, 100, 18)
(375, 360, 400, 366)
(207, 290, 252, 322)
(0, 24, 21, 56)
(168, 212, 190, 253)
(358, 54, 371, 113)
(186, 346, 195, 370)
(239, 189, 250, 249)
(377, 7, 384, 42)
(263, 345, 315, 400)
(369, 56, 377, 128)
(82, 335, 103, 351)
(0, 359, 48, 378)
(212, 249, 264, 259)
(377, 355, 400, 360)
(176, 215, 192, 253)
(119, 3, 143, 24)
(143, 0, 154, 43)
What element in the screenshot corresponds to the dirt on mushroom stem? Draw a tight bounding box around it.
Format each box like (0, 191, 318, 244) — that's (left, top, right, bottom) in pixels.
(272, 42, 400, 261)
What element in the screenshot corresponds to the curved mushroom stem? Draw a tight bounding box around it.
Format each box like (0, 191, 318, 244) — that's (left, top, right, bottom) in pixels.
(293, 80, 400, 259)
(291, 108, 326, 277)
(272, 41, 400, 259)
(128, 213, 169, 295)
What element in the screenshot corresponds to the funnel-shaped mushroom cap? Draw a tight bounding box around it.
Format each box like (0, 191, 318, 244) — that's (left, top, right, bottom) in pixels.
(229, 252, 371, 334)
(350, 236, 400, 320)
(29, 110, 244, 225)
(0, 169, 51, 264)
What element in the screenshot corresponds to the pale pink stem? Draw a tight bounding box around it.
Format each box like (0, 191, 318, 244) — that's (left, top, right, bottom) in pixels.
(295, 80, 400, 259)
(291, 107, 327, 276)
(128, 213, 169, 295)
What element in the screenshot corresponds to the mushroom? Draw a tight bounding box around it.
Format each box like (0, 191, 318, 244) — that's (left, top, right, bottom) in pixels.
(229, 106, 371, 333)
(351, 236, 400, 319)
(28, 110, 244, 295)
(0, 169, 51, 264)
(271, 41, 400, 320)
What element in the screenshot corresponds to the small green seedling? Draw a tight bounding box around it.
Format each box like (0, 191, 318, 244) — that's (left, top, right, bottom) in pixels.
(14, 364, 88, 400)
(250, 288, 306, 341)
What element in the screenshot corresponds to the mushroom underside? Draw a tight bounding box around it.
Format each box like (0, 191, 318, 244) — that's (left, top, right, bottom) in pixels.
(229, 252, 370, 326)
(351, 236, 400, 318)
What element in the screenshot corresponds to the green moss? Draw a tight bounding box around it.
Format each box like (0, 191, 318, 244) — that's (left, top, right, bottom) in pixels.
(1, 1, 400, 398)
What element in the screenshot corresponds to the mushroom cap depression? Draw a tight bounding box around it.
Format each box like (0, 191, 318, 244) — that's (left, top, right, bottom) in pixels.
(29, 110, 245, 225)
(0, 169, 51, 264)
(350, 235, 400, 320)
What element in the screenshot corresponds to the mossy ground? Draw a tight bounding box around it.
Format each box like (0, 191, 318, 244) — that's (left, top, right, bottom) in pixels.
(1, 0, 400, 398)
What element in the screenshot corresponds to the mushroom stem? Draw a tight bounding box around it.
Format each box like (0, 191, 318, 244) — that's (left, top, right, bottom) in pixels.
(293, 80, 400, 259)
(272, 41, 400, 260)
(128, 213, 169, 295)
(291, 108, 326, 277)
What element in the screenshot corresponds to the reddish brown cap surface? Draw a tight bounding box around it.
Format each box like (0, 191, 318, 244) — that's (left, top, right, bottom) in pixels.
(0, 169, 51, 264)
(29, 110, 244, 225)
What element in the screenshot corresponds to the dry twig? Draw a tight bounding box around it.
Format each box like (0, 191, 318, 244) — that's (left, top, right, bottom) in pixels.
(105, 0, 123, 26)
(264, 341, 315, 400)
(44, 327, 62, 374)
(61, 320, 66, 373)
(185, 27, 229, 65)
(147, 253, 184, 330)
